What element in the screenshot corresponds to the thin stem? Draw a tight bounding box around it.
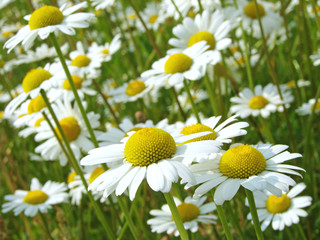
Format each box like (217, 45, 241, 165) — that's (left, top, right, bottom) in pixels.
(297, 223, 308, 240)
(49, 33, 99, 148)
(258, 116, 275, 144)
(39, 212, 54, 240)
(212, 198, 233, 240)
(171, 87, 187, 121)
(204, 73, 218, 116)
(163, 192, 189, 240)
(311, 0, 320, 30)
(197, 0, 203, 12)
(183, 80, 201, 123)
(225, 201, 245, 240)
(170, 0, 183, 21)
(245, 189, 264, 240)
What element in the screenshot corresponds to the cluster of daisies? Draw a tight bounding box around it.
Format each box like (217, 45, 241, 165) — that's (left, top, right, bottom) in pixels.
(0, 0, 317, 239)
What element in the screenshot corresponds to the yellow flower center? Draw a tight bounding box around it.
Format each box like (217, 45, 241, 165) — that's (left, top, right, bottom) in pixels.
(178, 124, 217, 146)
(34, 117, 45, 127)
(164, 53, 193, 74)
(22, 68, 52, 93)
(100, 48, 109, 55)
(187, 9, 196, 18)
(248, 96, 269, 109)
(56, 117, 81, 142)
(176, 203, 200, 222)
(89, 167, 105, 183)
(310, 101, 320, 111)
(124, 128, 176, 166)
(71, 55, 91, 67)
(188, 31, 216, 50)
(24, 190, 48, 205)
(2, 31, 13, 38)
(28, 5, 64, 30)
(244, 2, 266, 19)
(230, 46, 239, 54)
(266, 194, 291, 214)
(286, 80, 296, 87)
(0, 111, 4, 119)
(67, 172, 77, 184)
(125, 80, 146, 96)
(62, 75, 83, 90)
(219, 145, 266, 179)
(128, 13, 137, 19)
(27, 96, 46, 114)
(124, 127, 143, 137)
(0, 60, 5, 68)
(149, 15, 158, 24)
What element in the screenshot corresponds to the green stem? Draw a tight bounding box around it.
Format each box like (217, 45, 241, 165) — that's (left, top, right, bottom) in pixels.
(171, 87, 187, 121)
(170, 0, 183, 21)
(245, 189, 264, 240)
(225, 201, 245, 240)
(39, 212, 54, 240)
(204, 73, 218, 116)
(258, 116, 275, 144)
(297, 223, 307, 240)
(197, 0, 203, 12)
(163, 192, 189, 240)
(40, 90, 115, 240)
(183, 80, 201, 123)
(49, 33, 99, 148)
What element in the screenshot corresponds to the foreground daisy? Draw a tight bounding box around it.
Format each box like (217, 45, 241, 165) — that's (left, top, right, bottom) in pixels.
(247, 183, 312, 231)
(141, 41, 214, 87)
(230, 84, 290, 118)
(4, 2, 95, 52)
(81, 127, 221, 200)
(2, 178, 68, 217)
(147, 196, 216, 236)
(188, 143, 304, 205)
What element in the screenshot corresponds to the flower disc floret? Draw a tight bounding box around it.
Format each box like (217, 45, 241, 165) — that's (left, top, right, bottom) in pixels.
(178, 124, 216, 146)
(27, 96, 46, 114)
(248, 96, 269, 109)
(125, 80, 146, 96)
(124, 127, 143, 137)
(219, 145, 266, 179)
(188, 31, 215, 50)
(22, 69, 52, 93)
(34, 117, 45, 127)
(67, 172, 77, 184)
(29, 6, 64, 30)
(176, 203, 200, 222)
(100, 48, 109, 55)
(89, 167, 104, 183)
(149, 15, 158, 24)
(164, 53, 193, 74)
(56, 117, 81, 142)
(23, 190, 48, 204)
(63, 75, 83, 90)
(244, 2, 266, 19)
(266, 194, 291, 214)
(71, 55, 91, 67)
(124, 128, 176, 166)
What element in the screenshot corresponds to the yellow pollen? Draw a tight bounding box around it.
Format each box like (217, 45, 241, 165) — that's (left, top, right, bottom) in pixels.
(310, 101, 320, 111)
(178, 124, 217, 146)
(22, 68, 52, 93)
(125, 80, 146, 96)
(56, 117, 81, 142)
(188, 31, 216, 50)
(67, 172, 77, 184)
(89, 167, 105, 183)
(24, 190, 48, 205)
(29, 5, 64, 30)
(71, 55, 91, 67)
(248, 96, 269, 109)
(0, 111, 3, 119)
(100, 48, 109, 55)
(2, 31, 13, 38)
(124, 128, 176, 166)
(176, 203, 200, 222)
(128, 14, 137, 19)
(219, 145, 266, 179)
(164, 53, 193, 74)
(63, 75, 83, 90)
(266, 194, 291, 214)
(149, 15, 158, 24)
(34, 117, 45, 127)
(27, 96, 46, 114)
(187, 9, 196, 18)
(0, 60, 5, 68)
(244, 2, 266, 19)
(124, 127, 143, 137)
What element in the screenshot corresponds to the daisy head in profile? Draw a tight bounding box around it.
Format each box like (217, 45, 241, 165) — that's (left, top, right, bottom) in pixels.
(147, 196, 217, 236)
(141, 41, 214, 87)
(4, 2, 95, 52)
(246, 183, 312, 231)
(188, 143, 304, 205)
(296, 98, 320, 116)
(168, 9, 231, 65)
(81, 127, 221, 200)
(230, 84, 289, 118)
(1, 178, 68, 217)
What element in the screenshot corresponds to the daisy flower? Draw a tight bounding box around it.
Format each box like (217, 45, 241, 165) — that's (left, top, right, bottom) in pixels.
(147, 196, 216, 237)
(137, 2, 167, 32)
(141, 41, 214, 87)
(168, 9, 231, 65)
(296, 98, 320, 116)
(283, 80, 310, 89)
(306, 1, 320, 18)
(81, 127, 221, 200)
(246, 183, 312, 231)
(0, 22, 22, 42)
(230, 84, 289, 118)
(2, 178, 68, 217)
(34, 98, 101, 166)
(4, 2, 95, 52)
(174, 89, 208, 112)
(188, 143, 304, 205)
(91, 0, 115, 10)
(227, 40, 259, 68)
(310, 48, 320, 66)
